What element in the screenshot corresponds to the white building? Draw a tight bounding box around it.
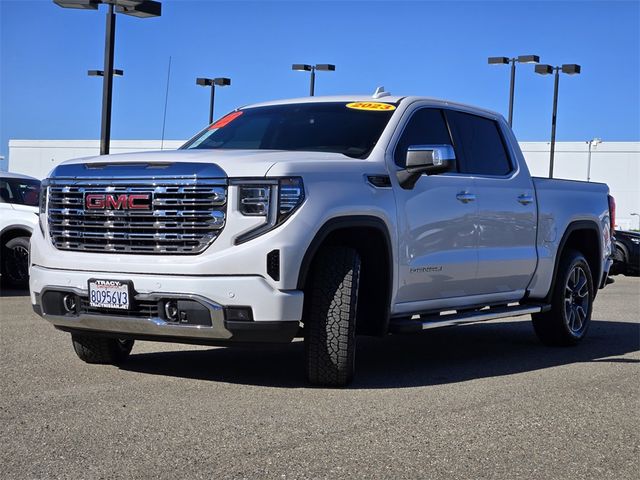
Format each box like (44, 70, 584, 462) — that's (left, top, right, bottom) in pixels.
(6, 139, 640, 230)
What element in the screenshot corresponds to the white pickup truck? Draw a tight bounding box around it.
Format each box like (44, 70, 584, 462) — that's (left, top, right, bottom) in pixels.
(30, 94, 614, 386)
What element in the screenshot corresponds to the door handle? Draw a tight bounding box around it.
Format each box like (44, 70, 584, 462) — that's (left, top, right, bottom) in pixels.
(456, 192, 476, 204)
(517, 194, 534, 205)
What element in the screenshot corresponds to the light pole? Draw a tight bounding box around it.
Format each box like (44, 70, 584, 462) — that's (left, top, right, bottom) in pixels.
(535, 63, 581, 178)
(292, 64, 335, 96)
(586, 137, 601, 182)
(196, 77, 231, 124)
(488, 55, 540, 127)
(53, 1, 162, 156)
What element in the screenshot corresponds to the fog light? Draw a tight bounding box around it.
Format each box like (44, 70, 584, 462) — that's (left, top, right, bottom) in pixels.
(62, 294, 77, 313)
(164, 300, 179, 321)
(226, 306, 253, 322)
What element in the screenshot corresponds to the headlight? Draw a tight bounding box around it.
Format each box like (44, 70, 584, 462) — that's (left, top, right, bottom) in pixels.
(235, 177, 305, 244)
(39, 181, 49, 235)
(239, 185, 271, 216)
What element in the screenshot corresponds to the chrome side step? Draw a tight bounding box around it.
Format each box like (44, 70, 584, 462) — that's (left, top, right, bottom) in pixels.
(389, 304, 549, 334)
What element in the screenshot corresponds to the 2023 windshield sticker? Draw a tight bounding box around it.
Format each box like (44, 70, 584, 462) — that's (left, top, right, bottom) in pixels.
(345, 102, 396, 111)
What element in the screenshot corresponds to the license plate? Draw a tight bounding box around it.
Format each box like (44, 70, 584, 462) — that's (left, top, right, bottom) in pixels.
(88, 279, 131, 310)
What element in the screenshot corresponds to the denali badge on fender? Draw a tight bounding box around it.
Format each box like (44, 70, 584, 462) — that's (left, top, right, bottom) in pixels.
(85, 193, 152, 210)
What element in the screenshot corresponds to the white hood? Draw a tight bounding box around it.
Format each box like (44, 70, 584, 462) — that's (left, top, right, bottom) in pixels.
(56, 149, 349, 178)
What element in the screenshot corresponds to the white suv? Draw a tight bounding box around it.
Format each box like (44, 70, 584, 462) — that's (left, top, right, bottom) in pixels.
(1, 172, 40, 288)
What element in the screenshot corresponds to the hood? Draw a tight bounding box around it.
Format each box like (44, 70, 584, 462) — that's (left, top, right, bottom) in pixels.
(10, 203, 39, 214)
(52, 149, 351, 179)
(616, 229, 640, 238)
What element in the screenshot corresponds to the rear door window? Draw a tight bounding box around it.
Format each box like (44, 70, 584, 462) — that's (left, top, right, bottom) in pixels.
(446, 110, 512, 176)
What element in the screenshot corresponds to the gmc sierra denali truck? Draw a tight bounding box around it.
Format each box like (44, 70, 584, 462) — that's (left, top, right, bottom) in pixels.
(30, 94, 615, 386)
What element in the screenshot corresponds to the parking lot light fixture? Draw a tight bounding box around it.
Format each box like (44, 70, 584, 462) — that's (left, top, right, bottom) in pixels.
(88, 69, 124, 76)
(53, 0, 162, 156)
(196, 77, 232, 124)
(292, 63, 336, 96)
(535, 63, 582, 178)
(53, 0, 99, 9)
(488, 54, 540, 127)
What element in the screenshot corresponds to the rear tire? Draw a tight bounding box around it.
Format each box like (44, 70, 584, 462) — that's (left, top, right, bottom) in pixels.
(532, 250, 594, 346)
(72, 335, 134, 365)
(1, 236, 30, 289)
(305, 246, 361, 387)
(610, 244, 627, 276)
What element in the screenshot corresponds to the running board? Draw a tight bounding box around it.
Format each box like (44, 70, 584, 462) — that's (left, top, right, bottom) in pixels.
(389, 304, 549, 334)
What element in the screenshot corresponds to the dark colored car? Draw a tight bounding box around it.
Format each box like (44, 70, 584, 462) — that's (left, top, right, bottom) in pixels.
(611, 230, 640, 276)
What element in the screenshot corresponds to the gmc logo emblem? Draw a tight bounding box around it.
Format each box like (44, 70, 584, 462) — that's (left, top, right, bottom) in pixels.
(85, 194, 152, 210)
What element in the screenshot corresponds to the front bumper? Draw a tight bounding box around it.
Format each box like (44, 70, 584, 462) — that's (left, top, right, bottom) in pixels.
(30, 265, 303, 344)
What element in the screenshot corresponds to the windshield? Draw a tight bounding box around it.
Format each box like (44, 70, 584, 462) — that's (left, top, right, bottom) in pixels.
(0, 178, 40, 207)
(182, 102, 396, 158)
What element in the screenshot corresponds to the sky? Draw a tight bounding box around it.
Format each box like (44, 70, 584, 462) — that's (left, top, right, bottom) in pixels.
(1, 0, 639, 170)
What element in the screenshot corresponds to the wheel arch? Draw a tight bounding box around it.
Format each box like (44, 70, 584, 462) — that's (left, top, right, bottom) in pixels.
(297, 215, 394, 336)
(0, 225, 33, 248)
(544, 220, 602, 303)
(613, 240, 629, 261)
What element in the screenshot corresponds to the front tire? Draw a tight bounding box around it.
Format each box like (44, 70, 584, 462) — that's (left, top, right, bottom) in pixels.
(532, 250, 594, 346)
(71, 335, 134, 365)
(305, 247, 361, 387)
(1, 236, 30, 289)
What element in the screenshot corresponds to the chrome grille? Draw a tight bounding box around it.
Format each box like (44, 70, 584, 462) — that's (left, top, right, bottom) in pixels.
(79, 297, 159, 318)
(47, 180, 227, 254)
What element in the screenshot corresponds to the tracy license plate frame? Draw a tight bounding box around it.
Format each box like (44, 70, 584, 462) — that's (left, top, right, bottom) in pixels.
(88, 279, 133, 310)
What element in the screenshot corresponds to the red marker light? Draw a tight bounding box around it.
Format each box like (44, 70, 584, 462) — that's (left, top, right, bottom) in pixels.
(608, 194, 616, 235)
(209, 111, 243, 129)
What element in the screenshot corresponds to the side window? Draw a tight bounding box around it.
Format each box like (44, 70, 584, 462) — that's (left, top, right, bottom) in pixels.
(0, 180, 13, 203)
(394, 108, 452, 167)
(446, 110, 512, 176)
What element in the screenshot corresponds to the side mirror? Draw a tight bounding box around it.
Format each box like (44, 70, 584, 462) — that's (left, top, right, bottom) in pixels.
(397, 144, 456, 189)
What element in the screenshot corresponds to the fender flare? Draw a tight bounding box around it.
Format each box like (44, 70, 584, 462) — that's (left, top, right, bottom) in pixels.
(0, 224, 34, 244)
(296, 215, 394, 290)
(296, 215, 394, 335)
(542, 220, 602, 303)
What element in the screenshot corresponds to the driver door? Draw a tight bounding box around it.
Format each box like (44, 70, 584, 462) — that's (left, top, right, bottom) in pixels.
(391, 107, 480, 312)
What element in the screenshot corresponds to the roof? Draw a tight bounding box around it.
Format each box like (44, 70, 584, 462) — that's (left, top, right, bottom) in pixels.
(242, 95, 502, 118)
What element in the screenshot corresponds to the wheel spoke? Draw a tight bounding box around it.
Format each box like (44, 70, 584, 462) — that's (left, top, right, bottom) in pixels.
(576, 275, 588, 297)
(571, 267, 579, 288)
(568, 308, 576, 331)
(576, 306, 586, 329)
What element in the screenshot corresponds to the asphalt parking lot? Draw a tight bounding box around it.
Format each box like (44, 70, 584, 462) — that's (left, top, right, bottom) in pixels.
(1, 277, 638, 479)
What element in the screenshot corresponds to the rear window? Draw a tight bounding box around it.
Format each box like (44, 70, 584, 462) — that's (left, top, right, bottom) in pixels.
(0, 178, 41, 206)
(446, 110, 512, 176)
(182, 102, 396, 159)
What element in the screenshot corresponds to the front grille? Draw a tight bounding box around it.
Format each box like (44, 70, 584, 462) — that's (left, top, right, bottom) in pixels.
(47, 180, 227, 254)
(79, 297, 159, 318)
